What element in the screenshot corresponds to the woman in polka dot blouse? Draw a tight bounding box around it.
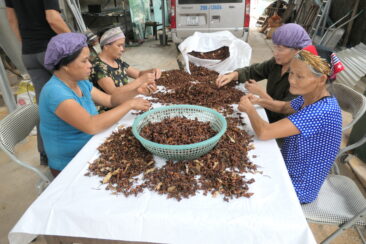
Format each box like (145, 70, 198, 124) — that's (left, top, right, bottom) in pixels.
(238, 45, 343, 203)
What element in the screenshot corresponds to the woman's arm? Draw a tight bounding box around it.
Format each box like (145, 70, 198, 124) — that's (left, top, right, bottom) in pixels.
(55, 90, 150, 135)
(95, 78, 138, 104)
(97, 76, 122, 95)
(250, 94, 295, 114)
(97, 72, 157, 101)
(126, 66, 161, 79)
(245, 79, 272, 100)
(216, 58, 276, 88)
(92, 86, 154, 109)
(239, 95, 299, 140)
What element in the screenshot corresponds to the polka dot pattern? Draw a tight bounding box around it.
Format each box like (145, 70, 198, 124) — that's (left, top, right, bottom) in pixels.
(281, 96, 342, 204)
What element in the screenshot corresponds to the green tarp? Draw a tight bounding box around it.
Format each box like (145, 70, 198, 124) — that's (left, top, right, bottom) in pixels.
(152, 0, 169, 26)
(128, 0, 152, 41)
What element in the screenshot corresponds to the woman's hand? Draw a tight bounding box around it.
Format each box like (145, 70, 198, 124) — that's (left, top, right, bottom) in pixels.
(127, 98, 151, 111)
(215, 72, 237, 88)
(138, 72, 155, 84)
(137, 80, 157, 95)
(244, 80, 273, 100)
(244, 80, 263, 95)
(247, 93, 261, 105)
(238, 94, 254, 113)
(153, 68, 162, 79)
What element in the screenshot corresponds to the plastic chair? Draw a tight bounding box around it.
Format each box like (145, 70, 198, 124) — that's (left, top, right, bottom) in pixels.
(330, 83, 366, 132)
(0, 104, 52, 193)
(302, 84, 366, 243)
(302, 172, 366, 244)
(330, 83, 366, 172)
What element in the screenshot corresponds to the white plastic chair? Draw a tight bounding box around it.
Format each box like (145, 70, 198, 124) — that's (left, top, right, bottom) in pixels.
(302, 84, 366, 244)
(330, 83, 366, 132)
(330, 83, 366, 172)
(0, 104, 52, 193)
(302, 168, 366, 244)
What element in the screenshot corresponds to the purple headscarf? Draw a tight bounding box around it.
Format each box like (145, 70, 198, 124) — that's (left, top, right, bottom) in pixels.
(44, 32, 87, 70)
(272, 23, 312, 49)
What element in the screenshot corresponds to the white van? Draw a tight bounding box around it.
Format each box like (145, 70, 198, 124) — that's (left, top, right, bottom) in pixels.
(170, 0, 250, 43)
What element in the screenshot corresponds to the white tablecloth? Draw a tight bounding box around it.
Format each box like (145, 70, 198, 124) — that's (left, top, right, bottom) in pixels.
(9, 106, 316, 244)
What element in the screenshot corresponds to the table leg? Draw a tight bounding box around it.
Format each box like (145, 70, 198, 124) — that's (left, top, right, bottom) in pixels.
(153, 25, 158, 40)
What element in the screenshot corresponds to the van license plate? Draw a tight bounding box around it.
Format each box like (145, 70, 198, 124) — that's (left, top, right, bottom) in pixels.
(187, 16, 199, 26)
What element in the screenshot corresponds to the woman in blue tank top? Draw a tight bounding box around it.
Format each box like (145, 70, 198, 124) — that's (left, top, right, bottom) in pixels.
(39, 33, 157, 177)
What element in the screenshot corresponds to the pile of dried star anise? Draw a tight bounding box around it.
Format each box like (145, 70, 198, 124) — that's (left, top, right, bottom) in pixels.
(86, 65, 260, 202)
(87, 117, 257, 201)
(189, 46, 230, 60)
(140, 117, 217, 145)
(153, 64, 244, 109)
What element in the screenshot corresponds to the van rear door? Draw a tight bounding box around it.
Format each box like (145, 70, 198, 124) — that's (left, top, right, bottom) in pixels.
(209, 0, 245, 37)
(175, 0, 210, 39)
(173, 0, 247, 42)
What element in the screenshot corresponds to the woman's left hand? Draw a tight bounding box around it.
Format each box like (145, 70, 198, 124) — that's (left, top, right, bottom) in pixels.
(137, 80, 157, 95)
(238, 94, 254, 113)
(153, 68, 162, 79)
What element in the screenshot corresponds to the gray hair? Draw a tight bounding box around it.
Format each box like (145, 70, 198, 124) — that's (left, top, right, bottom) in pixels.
(293, 52, 324, 77)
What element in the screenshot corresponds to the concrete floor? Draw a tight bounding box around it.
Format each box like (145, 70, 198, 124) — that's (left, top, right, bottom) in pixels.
(1, 2, 366, 243)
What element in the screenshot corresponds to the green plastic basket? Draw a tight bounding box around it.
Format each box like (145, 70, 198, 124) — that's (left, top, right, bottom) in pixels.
(132, 105, 227, 160)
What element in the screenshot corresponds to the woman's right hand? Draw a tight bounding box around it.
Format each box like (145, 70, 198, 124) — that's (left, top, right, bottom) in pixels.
(247, 93, 261, 105)
(238, 95, 254, 113)
(127, 98, 151, 111)
(137, 80, 157, 95)
(215, 72, 237, 88)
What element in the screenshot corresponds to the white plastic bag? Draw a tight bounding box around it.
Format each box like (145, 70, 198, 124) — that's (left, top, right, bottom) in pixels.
(16, 79, 36, 106)
(178, 31, 252, 75)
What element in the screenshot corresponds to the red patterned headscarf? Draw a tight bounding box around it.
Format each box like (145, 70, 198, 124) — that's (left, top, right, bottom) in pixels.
(302, 45, 344, 80)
